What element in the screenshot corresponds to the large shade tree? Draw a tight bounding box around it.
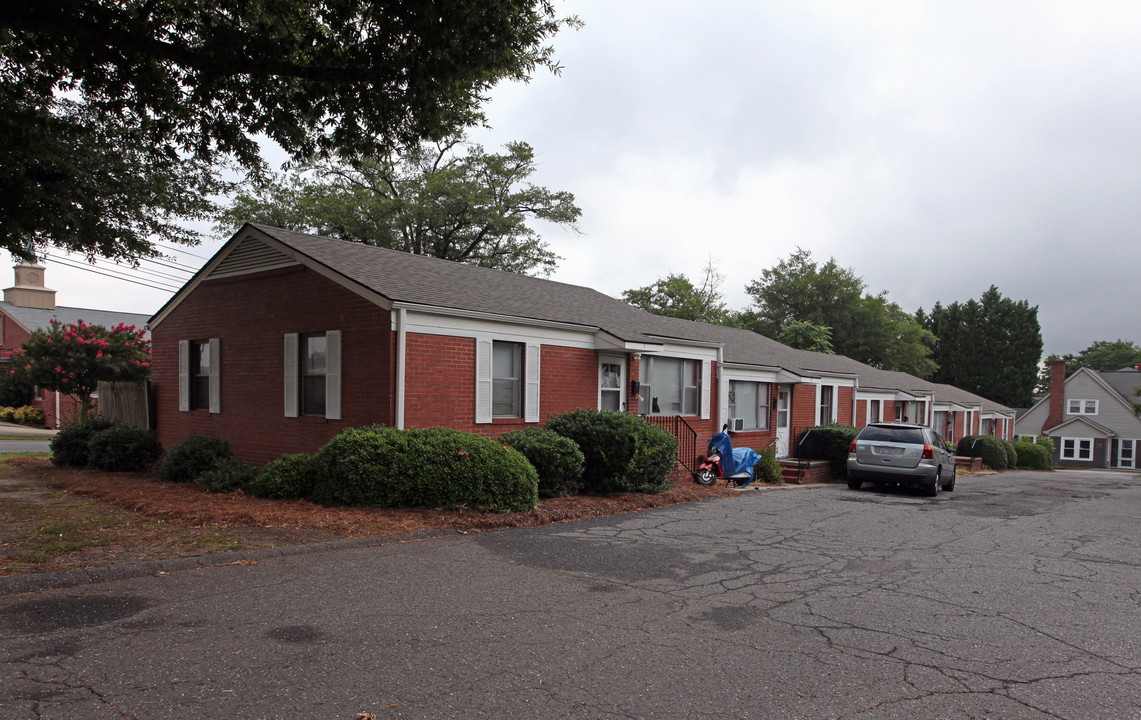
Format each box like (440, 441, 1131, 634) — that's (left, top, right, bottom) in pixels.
(621, 262, 729, 324)
(0, 0, 578, 262)
(740, 248, 937, 376)
(217, 137, 581, 276)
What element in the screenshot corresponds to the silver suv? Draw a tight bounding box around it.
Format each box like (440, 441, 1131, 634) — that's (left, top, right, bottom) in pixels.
(846, 422, 956, 496)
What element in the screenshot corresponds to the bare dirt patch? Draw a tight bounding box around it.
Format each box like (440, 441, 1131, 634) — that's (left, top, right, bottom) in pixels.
(2, 457, 742, 576)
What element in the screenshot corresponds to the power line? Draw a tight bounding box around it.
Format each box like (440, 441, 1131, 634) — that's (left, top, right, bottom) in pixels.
(44, 254, 182, 292)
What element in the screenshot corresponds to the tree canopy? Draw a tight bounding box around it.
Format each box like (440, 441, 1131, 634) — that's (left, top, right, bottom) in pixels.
(740, 248, 937, 377)
(1, 0, 577, 261)
(217, 137, 580, 276)
(919, 286, 1043, 408)
(621, 262, 729, 324)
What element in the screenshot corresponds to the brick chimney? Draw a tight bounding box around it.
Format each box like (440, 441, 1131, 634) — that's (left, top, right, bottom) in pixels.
(3, 259, 56, 309)
(1042, 359, 1066, 430)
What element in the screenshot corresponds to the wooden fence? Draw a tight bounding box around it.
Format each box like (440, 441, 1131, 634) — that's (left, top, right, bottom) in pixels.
(97, 381, 152, 429)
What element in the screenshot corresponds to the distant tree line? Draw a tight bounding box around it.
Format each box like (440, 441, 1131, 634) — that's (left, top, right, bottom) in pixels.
(622, 248, 1045, 408)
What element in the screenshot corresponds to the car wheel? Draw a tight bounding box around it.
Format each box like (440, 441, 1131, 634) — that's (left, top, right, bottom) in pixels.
(694, 468, 716, 486)
(924, 467, 940, 497)
(942, 463, 956, 492)
(847, 476, 862, 490)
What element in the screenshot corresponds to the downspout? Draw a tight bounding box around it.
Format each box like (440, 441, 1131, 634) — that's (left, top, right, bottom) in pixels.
(716, 346, 723, 428)
(851, 379, 858, 426)
(54, 390, 60, 428)
(395, 307, 407, 430)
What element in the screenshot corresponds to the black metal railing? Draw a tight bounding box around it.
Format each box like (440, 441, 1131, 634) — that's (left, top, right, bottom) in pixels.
(643, 414, 699, 474)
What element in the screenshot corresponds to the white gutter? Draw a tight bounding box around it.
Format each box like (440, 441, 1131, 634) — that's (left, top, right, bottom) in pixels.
(395, 307, 407, 429)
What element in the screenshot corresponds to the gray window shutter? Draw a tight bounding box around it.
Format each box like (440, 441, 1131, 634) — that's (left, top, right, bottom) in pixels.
(178, 340, 189, 412)
(325, 330, 342, 420)
(700, 359, 712, 420)
(284, 333, 299, 418)
(474, 338, 492, 424)
(524, 342, 541, 423)
(208, 338, 221, 414)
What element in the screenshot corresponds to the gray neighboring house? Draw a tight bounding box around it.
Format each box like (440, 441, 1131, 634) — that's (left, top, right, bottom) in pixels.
(1016, 360, 1141, 469)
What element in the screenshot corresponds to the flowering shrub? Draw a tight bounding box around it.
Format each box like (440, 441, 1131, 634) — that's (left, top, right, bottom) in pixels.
(11, 318, 150, 417)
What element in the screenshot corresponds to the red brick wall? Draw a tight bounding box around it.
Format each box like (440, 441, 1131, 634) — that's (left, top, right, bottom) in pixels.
(152, 266, 393, 465)
(838, 386, 854, 425)
(403, 336, 603, 437)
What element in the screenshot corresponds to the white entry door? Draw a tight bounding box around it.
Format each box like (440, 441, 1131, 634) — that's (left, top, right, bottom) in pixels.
(775, 387, 791, 457)
(599, 356, 627, 412)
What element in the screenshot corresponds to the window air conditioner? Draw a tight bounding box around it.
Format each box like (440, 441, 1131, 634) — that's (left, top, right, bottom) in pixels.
(730, 417, 745, 432)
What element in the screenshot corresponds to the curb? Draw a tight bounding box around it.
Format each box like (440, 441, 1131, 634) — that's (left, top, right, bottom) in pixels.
(0, 528, 460, 597)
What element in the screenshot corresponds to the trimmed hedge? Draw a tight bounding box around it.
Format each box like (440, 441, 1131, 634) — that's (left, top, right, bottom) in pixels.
(50, 415, 116, 467)
(500, 427, 585, 498)
(158, 435, 238, 484)
(959, 435, 1014, 470)
(544, 409, 678, 494)
(87, 425, 164, 472)
(310, 426, 538, 512)
(245, 453, 317, 500)
(1014, 441, 1052, 470)
(798, 424, 860, 476)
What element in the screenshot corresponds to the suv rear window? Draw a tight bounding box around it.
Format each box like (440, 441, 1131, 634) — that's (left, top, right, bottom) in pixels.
(859, 426, 926, 444)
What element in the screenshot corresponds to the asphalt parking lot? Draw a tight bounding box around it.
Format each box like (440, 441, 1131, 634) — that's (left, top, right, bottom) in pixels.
(3, 469, 1139, 719)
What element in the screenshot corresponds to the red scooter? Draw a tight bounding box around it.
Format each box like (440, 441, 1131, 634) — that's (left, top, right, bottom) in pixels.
(694, 427, 755, 486)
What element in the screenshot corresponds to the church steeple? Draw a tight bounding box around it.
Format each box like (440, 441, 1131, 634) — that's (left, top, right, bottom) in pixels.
(4, 251, 57, 309)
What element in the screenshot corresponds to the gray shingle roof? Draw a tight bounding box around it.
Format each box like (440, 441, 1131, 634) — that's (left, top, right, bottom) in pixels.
(0, 302, 151, 339)
(228, 225, 1015, 415)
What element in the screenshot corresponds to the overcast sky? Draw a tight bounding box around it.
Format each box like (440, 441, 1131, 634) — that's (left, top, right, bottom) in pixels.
(13, 0, 1141, 357)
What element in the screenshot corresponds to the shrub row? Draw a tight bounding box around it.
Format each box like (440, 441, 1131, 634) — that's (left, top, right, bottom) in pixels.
(0, 405, 45, 426)
(957, 435, 1017, 470)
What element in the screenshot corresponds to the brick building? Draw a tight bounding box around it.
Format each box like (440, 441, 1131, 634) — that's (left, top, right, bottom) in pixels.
(148, 224, 1015, 469)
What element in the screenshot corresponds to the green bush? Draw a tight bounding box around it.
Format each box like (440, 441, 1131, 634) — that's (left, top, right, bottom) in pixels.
(13, 405, 45, 426)
(500, 427, 585, 497)
(963, 435, 1013, 470)
(50, 415, 115, 467)
(0, 406, 15, 423)
(1001, 439, 1017, 469)
(1014, 441, 1052, 470)
(755, 443, 783, 484)
(158, 435, 237, 484)
(86, 425, 164, 472)
(798, 424, 859, 476)
(544, 409, 678, 494)
(245, 453, 317, 500)
(196, 456, 257, 493)
(0, 372, 32, 408)
(1033, 435, 1055, 456)
(310, 426, 539, 512)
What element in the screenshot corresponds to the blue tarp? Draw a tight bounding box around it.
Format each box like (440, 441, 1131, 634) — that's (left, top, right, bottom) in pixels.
(708, 433, 760, 481)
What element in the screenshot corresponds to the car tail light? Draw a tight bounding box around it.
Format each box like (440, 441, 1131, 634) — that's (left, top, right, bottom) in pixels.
(921, 444, 934, 459)
(849, 439, 858, 453)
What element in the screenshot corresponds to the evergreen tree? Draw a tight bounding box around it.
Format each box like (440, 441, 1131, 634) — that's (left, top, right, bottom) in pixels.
(920, 286, 1042, 407)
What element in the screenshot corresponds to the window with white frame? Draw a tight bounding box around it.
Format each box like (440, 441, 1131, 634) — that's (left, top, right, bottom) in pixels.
(1066, 399, 1098, 415)
(1060, 437, 1093, 461)
(639, 356, 700, 415)
(179, 338, 220, 413)
(729, 380, 770, 430)
(492, 341, 522, 417)
(284, 331, 341, 420)
(868, 399, 882, 424)
(818, 385, 834, 425)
